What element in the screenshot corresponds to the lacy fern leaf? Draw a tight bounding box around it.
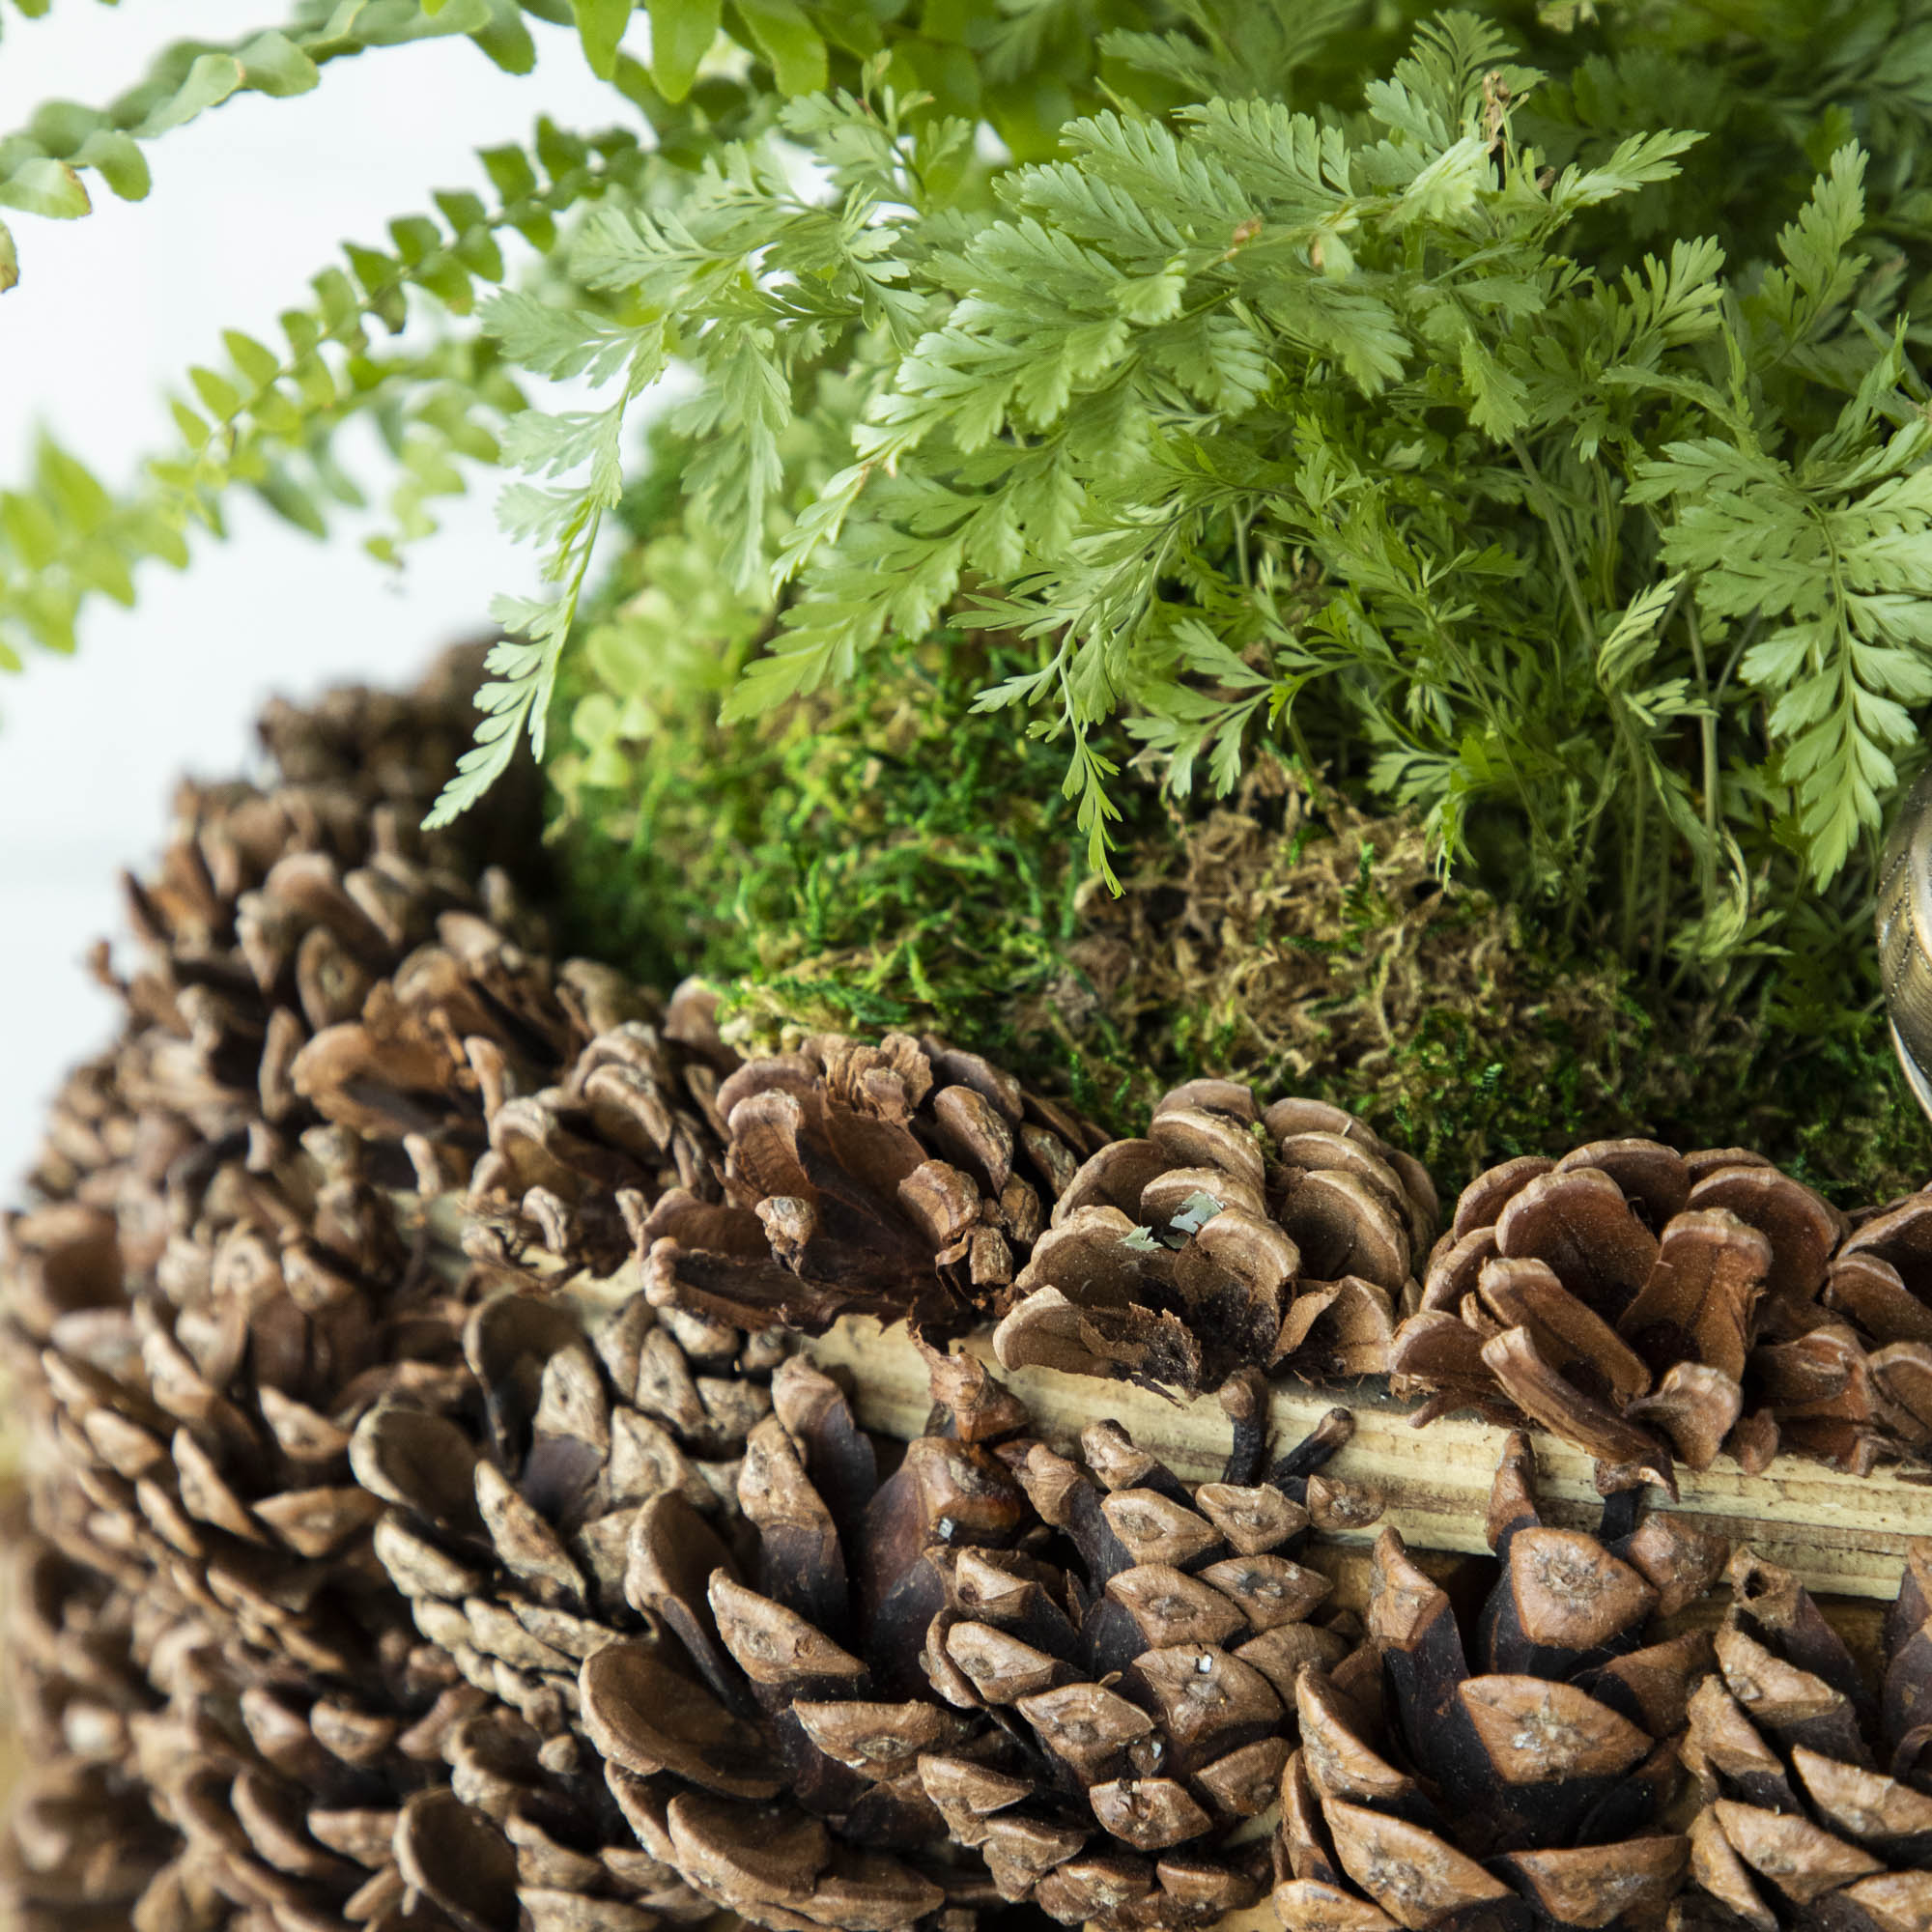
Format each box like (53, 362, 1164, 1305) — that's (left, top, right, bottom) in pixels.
(14, 0, 1932, 1018)
(0, 121, 645, 670)
(506, 6, 1932, 976)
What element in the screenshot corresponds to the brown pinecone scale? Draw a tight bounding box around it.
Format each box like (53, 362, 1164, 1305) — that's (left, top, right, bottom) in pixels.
(368, 1310, 1381, 1932)
(641, 1032, 1105, 1336)
(1275, 1433, 1729, 1932)
(1388, 1143, 1858, 1483)
(992, 1086, 1436, 1393)
(0, 1530, 179, 1930)
(1680, 1542, 1932, 1932)
(1819, 1191, 1932, 1450)
(0, 659, 724, 1932)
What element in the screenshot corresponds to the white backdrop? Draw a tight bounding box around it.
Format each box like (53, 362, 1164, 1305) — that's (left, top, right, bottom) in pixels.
(0, 4, 639, 1187)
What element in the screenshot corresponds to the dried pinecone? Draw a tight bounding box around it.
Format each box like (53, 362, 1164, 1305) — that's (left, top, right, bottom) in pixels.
(0, 1532, 177, 1930)
(2, 1015, 499, 1924)
(1816, 1189, 1932, 1451)
(104, 667, 578, 1171)
(990, 1086, 1436, 1393)
(69, 1286, 761, 1932)
(362, 1284, 795, 1737)
(0, 658, 562, 1714)
(15, 1121, 479, 1697)
(370, 1302, 1378, 1932)
(1680, 1544, 1932, 1932)
(459, 988, 740, 1282)
(642, 1032, 1105, 1337)
(1275, 1432, 1729, 1932)
(0, 657, 720, 1932)
(1387, 1144, 1849, 1483)
(116, 1623, 713, 1932)
(14, 651, 677, 1290)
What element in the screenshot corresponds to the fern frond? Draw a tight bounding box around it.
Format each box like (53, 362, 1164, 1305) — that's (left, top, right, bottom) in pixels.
(532, 11, 1930, 943)
(0, 2, 562, 281)
(0, 122, 646, 669)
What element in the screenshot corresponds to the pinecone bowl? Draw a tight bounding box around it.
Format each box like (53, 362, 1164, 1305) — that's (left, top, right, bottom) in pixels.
(12, 663, 1932, 1932)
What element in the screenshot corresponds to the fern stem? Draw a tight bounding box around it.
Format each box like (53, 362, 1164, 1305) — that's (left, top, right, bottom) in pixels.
(1686, 599, 1719, 905)
(1712, 615, 1755, 707)
(1510, 435, 1593, 651)
(1593, 462, 1620, 607)
(1621, 743, 1646, 961)
(1650, 844, 1671, 982)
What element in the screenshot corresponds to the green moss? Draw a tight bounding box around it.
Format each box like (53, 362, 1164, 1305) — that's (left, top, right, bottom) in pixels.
(549, 564, 1164, 1122)
(548, 604, 1932, 1204)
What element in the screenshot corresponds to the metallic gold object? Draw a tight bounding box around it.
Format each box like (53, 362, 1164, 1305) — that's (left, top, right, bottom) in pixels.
(1877, 768, 1932, 1119)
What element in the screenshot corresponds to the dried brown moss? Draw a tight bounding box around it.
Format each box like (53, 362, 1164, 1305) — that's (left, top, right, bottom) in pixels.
(1039, 762, 1623, 1125)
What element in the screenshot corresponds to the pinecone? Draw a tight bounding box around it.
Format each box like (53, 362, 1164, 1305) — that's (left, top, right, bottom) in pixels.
(1817, 1189, 1932, 1451)
(991, 1086, 1437, 1393)
(1275, 1432, 1730, 1932)
(1679, 1543, 1932, 1932)
(1387, 1143, 1849, 1483)
(1, 651, 594, 1705)
(67, 1284, 761, 1932)
(0, 657, 722, 1932)
(0, 1531, 177, 1930)
(368, 1300, 1379, 1932)
(361, 1282, 795, 1732)
(641, 1032, 1106, 1338)
(457, 987, 742, 1283)
(118, 1620, 714, 1932)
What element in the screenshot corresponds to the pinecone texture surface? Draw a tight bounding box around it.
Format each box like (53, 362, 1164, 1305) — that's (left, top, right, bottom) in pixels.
(642, 1032, 1105, 1337)
(0, 658, 724, 1932)
(991, 1086, 1437, 1394)
(1387, 1144, 1861, 1484)
(459, 984, 741, 1283)
(0, 1531, 178, 1929)
(1275, 1433, 1730, 1932)
(370, 1321, 1382, 1932)
(1680, 1543, 1932, 1932)
(361, 1283, 794, 1751)
(1820, 1191, 1932, 1451)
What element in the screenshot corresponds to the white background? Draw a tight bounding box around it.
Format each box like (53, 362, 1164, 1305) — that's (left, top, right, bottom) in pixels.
(0, 3, 639, 1188)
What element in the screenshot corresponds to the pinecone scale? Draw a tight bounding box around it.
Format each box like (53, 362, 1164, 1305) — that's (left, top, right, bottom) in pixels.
(1274, 1433, 1728, 1932)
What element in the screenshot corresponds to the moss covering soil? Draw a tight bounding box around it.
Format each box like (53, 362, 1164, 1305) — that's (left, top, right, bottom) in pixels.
(545, 618, 1932, 1208)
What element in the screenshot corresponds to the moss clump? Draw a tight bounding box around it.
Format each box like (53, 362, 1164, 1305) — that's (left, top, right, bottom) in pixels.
(550, 592, 1157, 1110)
(1025, 766, 1931, 1202)
(548, 596, 1930, 1203)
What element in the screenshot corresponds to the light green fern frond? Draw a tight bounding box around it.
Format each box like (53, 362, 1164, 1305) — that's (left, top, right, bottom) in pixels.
(426, 70, 973, 824)
(0, 121, 646, 668)
(0, 1, 564, 289)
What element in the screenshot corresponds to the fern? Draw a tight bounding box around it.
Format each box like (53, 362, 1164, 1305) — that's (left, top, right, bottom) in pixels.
(0, 0, 1161, 289)
(0, 1, 553, 290)
(0, 121, 645, 668)
(1631, 330, 1932, 882)
(467, 4, 1932, 1002)
(12, 0, 1932, 1025)
(0, 0, 1160, 645)
(424, 70, 970, 822)
(418, 284, 654, 826)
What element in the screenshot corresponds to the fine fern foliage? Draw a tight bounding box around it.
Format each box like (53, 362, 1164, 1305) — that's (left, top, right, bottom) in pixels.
(11, 0, 1932, 1065)
(0, 0, 1151, 745)
(428, 70, 973, 821)
(0, 1, 548, 295)
(0, 0, 1151, 290)
(479, 6, 1932, 1011)
(0, 121, 648, 667)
